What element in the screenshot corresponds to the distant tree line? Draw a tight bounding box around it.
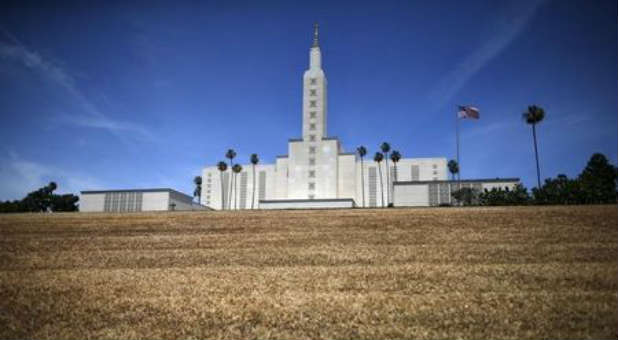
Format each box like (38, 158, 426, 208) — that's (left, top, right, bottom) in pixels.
(0, 182, 79, 213)
(451, 153, 617, 206)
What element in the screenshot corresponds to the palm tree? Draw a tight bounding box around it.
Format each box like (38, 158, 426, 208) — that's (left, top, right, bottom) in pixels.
(250, 154, 259, 209)
(523, 105, 545, 189)
(225, 149, 237, 209)
(232, 164, 243, 210)
(217, 161, 227, 210)
(374, 152, 385, 208)
(357, 146, 367, 208)
(447, 160, 459, 181)
(193, 176, 202, 204)
(380, 142, 391, 204)
(390, 150, 401, 184)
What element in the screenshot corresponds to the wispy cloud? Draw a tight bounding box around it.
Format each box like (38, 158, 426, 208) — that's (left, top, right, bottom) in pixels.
(429, 0, 546, 109)
(0, 29, 154, 142)
(0, 151, 105, 201)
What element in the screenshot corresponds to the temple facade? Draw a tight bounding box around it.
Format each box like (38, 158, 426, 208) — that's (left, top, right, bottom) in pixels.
(201, 24, 448, 210)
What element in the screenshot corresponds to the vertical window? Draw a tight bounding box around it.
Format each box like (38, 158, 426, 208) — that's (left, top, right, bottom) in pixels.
(309, 135, 316, 141)
(310, 89, 317, 96)
(310, 123, 316, 130)
(310, 111, 317, 118)
(309, 170, 315, 178)
(309, 100, 317, 107)
(309, 146, 316, 154)
(310, 78, 317, 85)
(309, 158, 315, 165)
(308, 194, 315, 199)
(308, 182, 315, 190)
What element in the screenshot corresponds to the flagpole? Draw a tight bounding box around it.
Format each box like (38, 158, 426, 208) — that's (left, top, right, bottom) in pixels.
(455, 106, 461, 205)
(455, 106, 460, 181)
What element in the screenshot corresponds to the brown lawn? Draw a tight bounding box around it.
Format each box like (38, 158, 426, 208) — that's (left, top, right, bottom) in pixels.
(0, 205, 616, 339)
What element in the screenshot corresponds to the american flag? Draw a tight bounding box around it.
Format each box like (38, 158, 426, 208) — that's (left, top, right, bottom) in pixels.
(457, 106, 480, 119)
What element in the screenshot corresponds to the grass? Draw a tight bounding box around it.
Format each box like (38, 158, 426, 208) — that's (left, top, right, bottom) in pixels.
(0, 205, 616, 339)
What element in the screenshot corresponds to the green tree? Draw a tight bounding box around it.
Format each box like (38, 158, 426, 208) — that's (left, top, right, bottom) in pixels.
(232, 164, 243, 210)
(479, 184, 530, 206)
(578, 153, 617, 204)
(217, 161, 228, 210)
(225, 149, 237, 210)
(374, 152, 385, 208)
(193, 176, 202, 204)
(523, 105, 545, 189)
(380, 142, 391, 205)
(447, 160, 459, 181)
(52, 194, 79, 212)
(357, 146, 367, 208)
(451, 187, 479, 206)
(389, 150, 401, 207)
(250, 153, 259, 209)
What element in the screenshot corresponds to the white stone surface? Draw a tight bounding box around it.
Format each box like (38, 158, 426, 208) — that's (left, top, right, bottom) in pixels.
(79, 193, 105, 212)
(259, 199, 354, 210)
(141, 192, 170, 211)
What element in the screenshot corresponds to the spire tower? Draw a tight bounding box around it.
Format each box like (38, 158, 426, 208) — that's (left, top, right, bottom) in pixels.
(312, 23, 319, 48)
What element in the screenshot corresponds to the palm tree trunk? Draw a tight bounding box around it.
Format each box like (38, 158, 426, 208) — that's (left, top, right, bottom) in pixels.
(228, 161, 233, 210)
(220, 172, 225, 210)
(378, 163, 384, 208)
(532, 123, 541, 189)
(360, 157, 365, 208)
(252, 164, 256, 209)
(384, 155, 390, 205)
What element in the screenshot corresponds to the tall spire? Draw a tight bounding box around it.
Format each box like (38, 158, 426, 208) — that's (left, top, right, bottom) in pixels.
(312, 23, 319, 48)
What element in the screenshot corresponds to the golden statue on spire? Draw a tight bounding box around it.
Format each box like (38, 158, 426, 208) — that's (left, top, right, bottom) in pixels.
(312, 23, 319, 48)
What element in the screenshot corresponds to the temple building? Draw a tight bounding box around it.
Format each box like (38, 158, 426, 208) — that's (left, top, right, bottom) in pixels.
(200, 24, 479, 210)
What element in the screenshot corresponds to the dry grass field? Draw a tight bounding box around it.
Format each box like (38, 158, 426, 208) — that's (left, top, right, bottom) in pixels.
(0, 205, 616, 339)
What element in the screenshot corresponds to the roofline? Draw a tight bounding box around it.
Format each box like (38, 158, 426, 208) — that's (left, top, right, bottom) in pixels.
(259, 198, 355, 203)
(338, 152, 356, 156)
(81, 188, 190, 196)
(321, 136, 339, 141)
(394, 178, 520, 185)
(276, 155, 288, 158)
(288, 138, 303, 142)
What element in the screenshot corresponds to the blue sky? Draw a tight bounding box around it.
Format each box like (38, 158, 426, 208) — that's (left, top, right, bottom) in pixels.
(1, 0, 616, 200)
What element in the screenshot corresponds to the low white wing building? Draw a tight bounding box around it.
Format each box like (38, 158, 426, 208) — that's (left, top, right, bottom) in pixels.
(202, 25, 452, 210)
(80, 189, 209, 212)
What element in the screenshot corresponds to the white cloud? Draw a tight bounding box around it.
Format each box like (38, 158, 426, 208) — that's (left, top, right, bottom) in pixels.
(0, 152, 105, 201)
(0, 29, 154, 142)
(429, 0, 546, 109)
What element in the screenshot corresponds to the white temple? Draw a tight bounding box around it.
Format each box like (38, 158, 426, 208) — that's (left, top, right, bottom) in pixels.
(201, 24, 450, 210)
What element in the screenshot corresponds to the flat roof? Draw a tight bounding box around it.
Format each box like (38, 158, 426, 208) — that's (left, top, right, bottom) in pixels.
(81, 188, 191, 196)
(394, 178, 520, 185)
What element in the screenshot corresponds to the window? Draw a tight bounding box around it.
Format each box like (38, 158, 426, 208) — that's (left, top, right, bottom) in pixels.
(308, 194, 315, 199)
(207, 178, 211, 183)
(310, 123, 316, 130)
(310, 100, 316, 107)
(310, 89, 317, 96)
(433, 177, 438, 181)
(207, 173, 212, 177)
(432, 164, 437, 169)
(309, 158, 315, 165)
(309, 135, 316, 141)
(309, 146, 316, 154)
(310, 78, 317, 85)
(309, 170, 315, 178)
(310, 111, 316, 118)
(432, 170, 438, 175)
(308, 182, 315, 190)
